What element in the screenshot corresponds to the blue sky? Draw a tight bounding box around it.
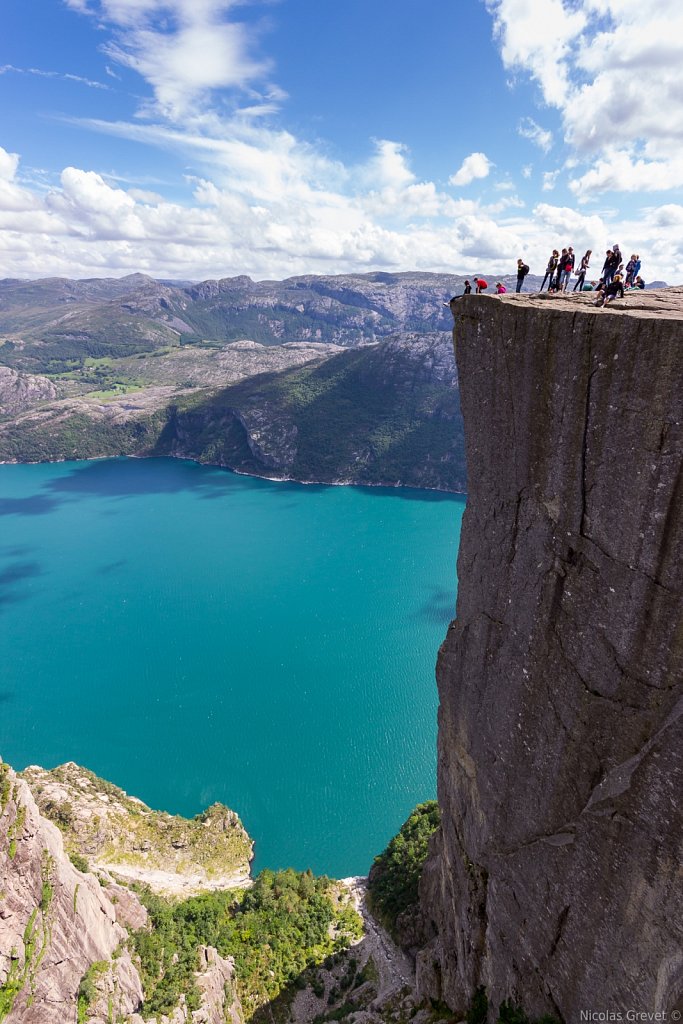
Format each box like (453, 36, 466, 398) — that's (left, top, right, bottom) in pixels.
(1, 0, 681, 281)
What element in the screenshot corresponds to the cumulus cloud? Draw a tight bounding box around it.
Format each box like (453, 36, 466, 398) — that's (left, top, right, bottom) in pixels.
(449, 152, 493, 187)
(1, 146, 681, 283)
(486, 1, 683, 193)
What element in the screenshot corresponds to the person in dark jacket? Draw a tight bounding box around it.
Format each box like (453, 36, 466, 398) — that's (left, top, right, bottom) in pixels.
(624, 255, 637, 287)
(553, 249, 568, 291)
(444, 280, 472, 306)
(595, 274, 624, 307)
(602, 249, 619, 286)
(516, 258, 530, 292)
(573, 249, 592, 291)
(540, 250, 559, 291)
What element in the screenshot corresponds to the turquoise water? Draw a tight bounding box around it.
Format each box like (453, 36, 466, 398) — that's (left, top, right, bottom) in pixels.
(0, 458, 463, 877)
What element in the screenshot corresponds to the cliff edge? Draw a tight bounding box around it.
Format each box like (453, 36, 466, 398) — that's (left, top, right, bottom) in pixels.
(419, 289, 683, 1019)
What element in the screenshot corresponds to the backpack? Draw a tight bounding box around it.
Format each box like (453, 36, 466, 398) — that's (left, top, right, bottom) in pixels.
(520, 264, 529, 276)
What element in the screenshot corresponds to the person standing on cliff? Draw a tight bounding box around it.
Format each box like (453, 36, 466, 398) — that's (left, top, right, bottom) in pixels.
(559, 247, 575, 291)
(516, 259, 530, 292)
(602, 249, 618, 287)
(573, 250, 592, 291)
(553, 249, 568, 291)
(540, 250, 559, 291)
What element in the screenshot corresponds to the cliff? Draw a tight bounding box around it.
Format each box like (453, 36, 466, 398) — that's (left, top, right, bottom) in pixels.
(419, 289, 683, 1018)
(21, 762, 253, 896)
(0, 760, 246, 1023)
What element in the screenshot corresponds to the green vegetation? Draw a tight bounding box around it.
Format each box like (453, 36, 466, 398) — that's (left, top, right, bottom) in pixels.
(76, 960, 109, 1024)
(464, 989, 559, 1024)
(69, 851, 90, 874)
(367, 801, 440, 940)
(128, 868, 361, 1022)
(0, 409, 169, 464)
(0, 764, 10, 815)
(467, 987, 489, 1024)
(497, 1000, 559, 1024)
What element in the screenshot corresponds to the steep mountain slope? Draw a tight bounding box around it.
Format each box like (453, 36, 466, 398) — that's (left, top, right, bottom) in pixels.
(0, 334, 465, 492)
(419, 288, 683, 1018)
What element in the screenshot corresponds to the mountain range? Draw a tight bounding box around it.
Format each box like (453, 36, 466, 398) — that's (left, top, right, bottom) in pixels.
(0, 272, 466, 491)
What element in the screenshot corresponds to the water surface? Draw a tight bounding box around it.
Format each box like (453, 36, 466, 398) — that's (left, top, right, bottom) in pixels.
(0, 458, 463, 876)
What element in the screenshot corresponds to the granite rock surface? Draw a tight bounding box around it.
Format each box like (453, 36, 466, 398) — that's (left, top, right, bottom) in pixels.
(420, 288, 683, 1019)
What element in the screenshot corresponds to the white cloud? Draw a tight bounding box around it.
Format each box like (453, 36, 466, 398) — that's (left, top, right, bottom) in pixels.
(0, 64, 109, 89)
(487, 2, 683, 194)
(0, 147, 20, 182)
(518, 117, 553, 153)
(569, 150, 683, 196)
(449, 152, 493, 187)
(66, 0, 272, 120)
(1, 148, 681, 283)
(485, 0, 587, 103)
(542, 170, 559, 191)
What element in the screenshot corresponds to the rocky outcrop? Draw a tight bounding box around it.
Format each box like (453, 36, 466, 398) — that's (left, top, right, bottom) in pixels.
(420, 289, 683, 1019)
(1, 760, 248, 1023)
(0, 367, 56, 416)
(0, 759, 141, 1022)
(22, 762, 253, 896)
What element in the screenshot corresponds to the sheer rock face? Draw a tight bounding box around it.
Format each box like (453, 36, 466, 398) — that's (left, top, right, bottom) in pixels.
(419, 290, 683, 1020)
(1, 760, 245, 1023)
(0, 761, 137, 1023)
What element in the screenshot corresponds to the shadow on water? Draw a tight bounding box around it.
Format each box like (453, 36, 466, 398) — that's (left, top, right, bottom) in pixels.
(96, 559, 128, 575)
(0, 560, 43, 612)
(42, 457, 329, 501)
(0, 561, 43, 587)
(413, 584, 456, 624)
(0, 495, 60, 517)
(2, 457, 465, 522)
(0, 544, 33, 557)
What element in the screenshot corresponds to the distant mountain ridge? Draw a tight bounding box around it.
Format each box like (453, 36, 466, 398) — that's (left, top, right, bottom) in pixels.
(0, 271, 461, 373)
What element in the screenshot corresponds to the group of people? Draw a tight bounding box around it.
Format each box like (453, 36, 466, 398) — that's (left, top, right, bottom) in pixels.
(536, 244, 644, 295)
(446, 244, 645, 309)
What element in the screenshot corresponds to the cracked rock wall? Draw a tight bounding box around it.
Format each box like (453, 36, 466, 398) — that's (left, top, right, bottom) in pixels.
(419, 290, 683, 1020)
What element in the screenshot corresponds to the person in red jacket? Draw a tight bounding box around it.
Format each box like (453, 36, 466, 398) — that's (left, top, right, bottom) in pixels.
(474, 276, 488, 293)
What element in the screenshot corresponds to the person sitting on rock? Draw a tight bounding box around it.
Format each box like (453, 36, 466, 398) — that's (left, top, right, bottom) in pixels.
(595, 273, 624, 307)
(474, 276, 488, 294)
(444, 280, 472, 306)
(626, 276, 645, 291)
(495, 282, 507, 294)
